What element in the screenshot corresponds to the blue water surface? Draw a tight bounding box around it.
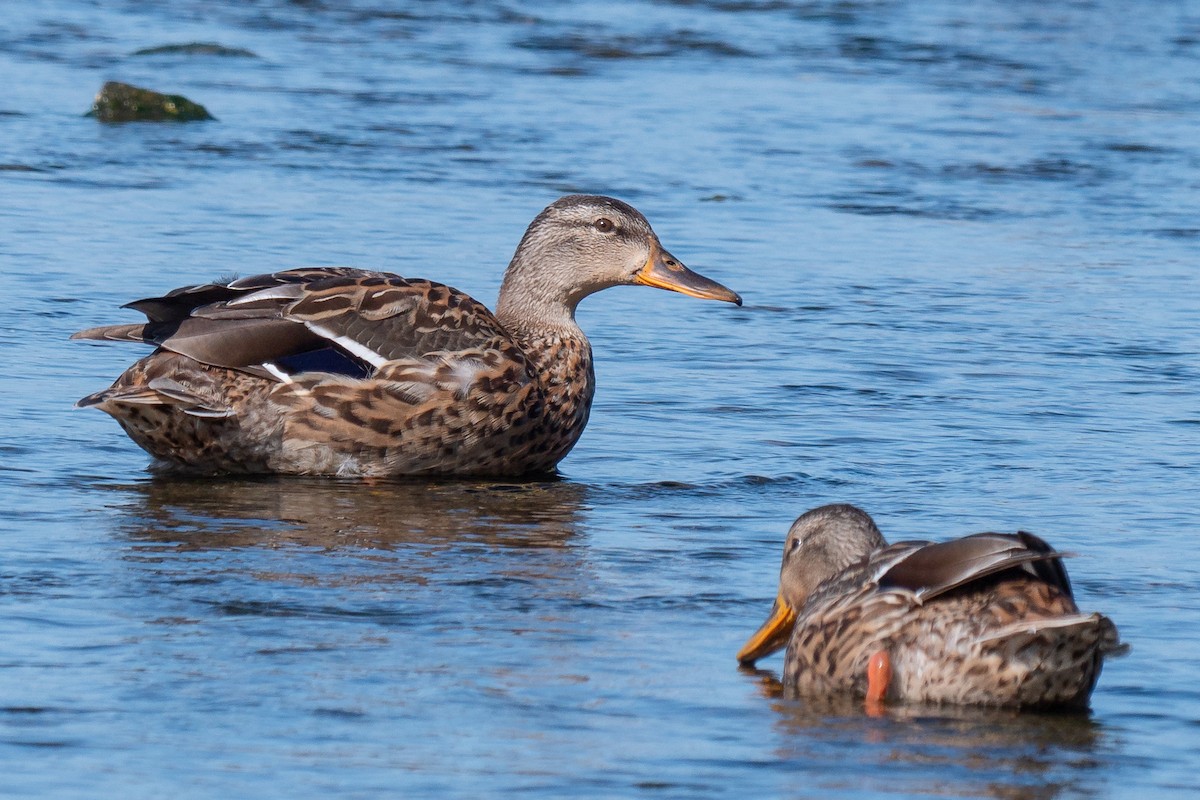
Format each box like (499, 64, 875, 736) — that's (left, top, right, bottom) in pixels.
(2, 1, 1199, 797)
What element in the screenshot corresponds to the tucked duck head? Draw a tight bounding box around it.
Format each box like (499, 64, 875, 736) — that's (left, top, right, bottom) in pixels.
(737, 504, 886, 665)
(496, 195, 741, 327)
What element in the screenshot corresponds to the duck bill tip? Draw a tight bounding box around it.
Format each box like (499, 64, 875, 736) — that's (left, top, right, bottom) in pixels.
(736, 592, 797, 665)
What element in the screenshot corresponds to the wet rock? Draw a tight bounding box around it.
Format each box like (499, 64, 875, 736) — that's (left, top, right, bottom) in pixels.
(86, 81, 215, 123)
(131, 42, 257, 58)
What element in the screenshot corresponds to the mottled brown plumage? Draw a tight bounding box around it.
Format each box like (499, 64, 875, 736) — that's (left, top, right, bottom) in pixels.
(738, 504, 1127, 709)
(73, 195, 741, 476)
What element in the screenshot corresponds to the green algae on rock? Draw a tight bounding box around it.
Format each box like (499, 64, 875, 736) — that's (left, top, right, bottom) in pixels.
(87, 81, 214, 123)
(131, 42, 257, 57)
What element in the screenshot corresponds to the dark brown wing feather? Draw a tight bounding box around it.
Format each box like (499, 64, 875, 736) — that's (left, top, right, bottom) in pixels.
(875, 532, 1074, 602)
(279, 274, 511, 362)
(146, 316, 321, 372)
(120, 268, 365, 322)
(71, 268, 517, 380)
(1016, 530, 1074, 597)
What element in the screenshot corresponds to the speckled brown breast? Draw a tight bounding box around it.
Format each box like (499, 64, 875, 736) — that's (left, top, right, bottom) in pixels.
(268, 332, 595, 476)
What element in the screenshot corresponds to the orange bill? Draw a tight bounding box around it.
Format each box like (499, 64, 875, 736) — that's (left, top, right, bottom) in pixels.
(736, 592, 797, 665)
(634, 244, 742, 306)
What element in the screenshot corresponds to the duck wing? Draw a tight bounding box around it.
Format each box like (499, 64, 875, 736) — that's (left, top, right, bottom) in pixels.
(72, 268, 518, 381)
(798, 532, 1075, 631)
(874, 532, 1074, 602)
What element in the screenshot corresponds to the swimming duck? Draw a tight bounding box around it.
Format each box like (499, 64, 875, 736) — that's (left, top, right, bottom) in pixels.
(737, 504, 1126, 709)
(73, 195, 741, 476)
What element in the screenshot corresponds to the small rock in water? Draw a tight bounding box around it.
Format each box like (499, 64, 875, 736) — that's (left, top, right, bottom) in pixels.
(86, 81, 215, 123)
(131, 42, 257, 58)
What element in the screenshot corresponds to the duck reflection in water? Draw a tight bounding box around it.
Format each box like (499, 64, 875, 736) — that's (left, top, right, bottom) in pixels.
(99, 477, 599, 705)
(109, 476, 589, 553)
(742, 665, 1109, 800)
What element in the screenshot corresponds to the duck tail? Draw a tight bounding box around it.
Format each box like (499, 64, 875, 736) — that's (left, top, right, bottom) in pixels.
(977, 612, 1129, 659)
(70, 323, 151, 343)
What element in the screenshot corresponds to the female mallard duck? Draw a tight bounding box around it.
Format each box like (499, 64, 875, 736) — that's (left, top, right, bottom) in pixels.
(737, 504, 1126, 709)
(73, 195, 741, 476)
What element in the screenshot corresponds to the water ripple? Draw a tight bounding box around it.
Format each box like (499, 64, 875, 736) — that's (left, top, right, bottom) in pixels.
(3, 0, 1199, 796)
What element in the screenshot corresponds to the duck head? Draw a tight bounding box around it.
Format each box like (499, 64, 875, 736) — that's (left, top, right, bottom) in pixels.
(496, 195, 741, 328)
(737, 504, 886, 665)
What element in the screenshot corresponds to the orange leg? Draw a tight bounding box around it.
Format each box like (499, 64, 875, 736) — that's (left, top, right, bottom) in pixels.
(866, 650, 892, 706)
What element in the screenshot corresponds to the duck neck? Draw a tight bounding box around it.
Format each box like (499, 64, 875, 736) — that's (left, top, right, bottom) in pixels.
(495, 272, 591, 365)
(497, 292, 595, 464)
(495, 274, 583, 333)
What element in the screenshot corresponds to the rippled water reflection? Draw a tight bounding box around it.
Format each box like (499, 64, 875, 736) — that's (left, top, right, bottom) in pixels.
(3, 0, 1199, 797)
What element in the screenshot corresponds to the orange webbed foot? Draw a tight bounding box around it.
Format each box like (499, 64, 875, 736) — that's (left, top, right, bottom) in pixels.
(865, 650, 891, 716)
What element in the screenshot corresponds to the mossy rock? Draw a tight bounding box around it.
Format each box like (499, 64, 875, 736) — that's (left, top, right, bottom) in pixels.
(132, 42, 257, 58)
(87, 81, 215, 123)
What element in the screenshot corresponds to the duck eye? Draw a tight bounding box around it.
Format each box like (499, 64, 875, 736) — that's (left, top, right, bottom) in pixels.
(788, 537, 802, 553)
(593, 217, 615, 233)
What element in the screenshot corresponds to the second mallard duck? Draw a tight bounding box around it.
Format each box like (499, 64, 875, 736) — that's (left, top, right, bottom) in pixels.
(738, 504, 1126, 709)
(73, 195, 741, 476)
